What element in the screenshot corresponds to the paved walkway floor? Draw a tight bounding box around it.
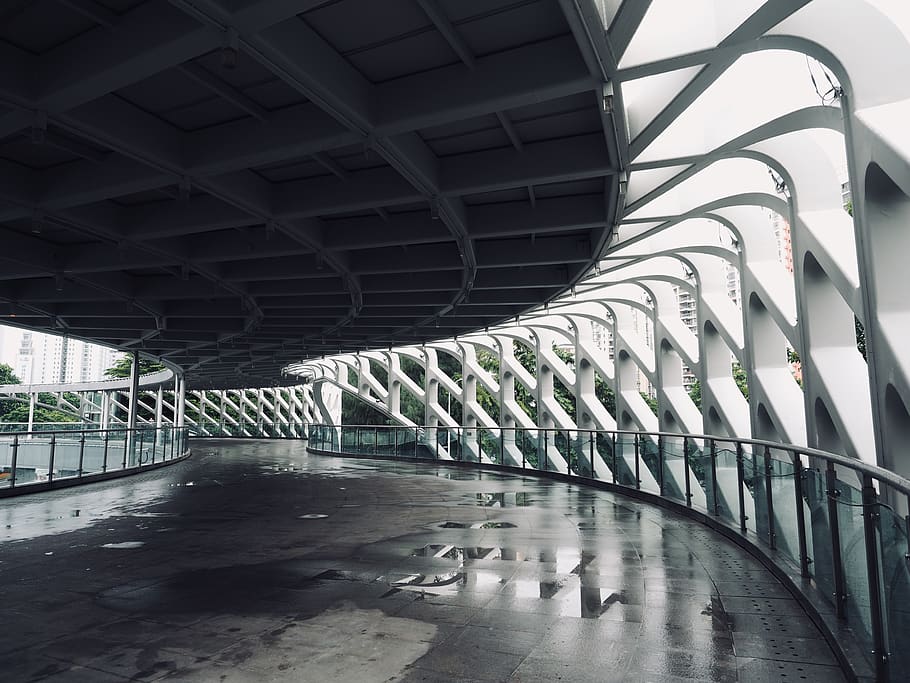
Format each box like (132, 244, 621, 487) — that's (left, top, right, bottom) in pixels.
(0, 439, 846, 682)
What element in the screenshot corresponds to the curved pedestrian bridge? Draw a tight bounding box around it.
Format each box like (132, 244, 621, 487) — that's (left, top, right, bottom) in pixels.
(0, 440, 844, 682)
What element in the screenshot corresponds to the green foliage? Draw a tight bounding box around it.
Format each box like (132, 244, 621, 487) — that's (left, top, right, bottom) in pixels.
(0, 363, 19, 385)
(640, 392, 658, 415)
(104, 355, 166, 378)
(399, 385, 425, 424)
(342, 391, 395, 426)
(688, 381, 702, 409)
(0, 365, 79, 423)
(399, 356, 425, 386)
(1, 404, 78, 423)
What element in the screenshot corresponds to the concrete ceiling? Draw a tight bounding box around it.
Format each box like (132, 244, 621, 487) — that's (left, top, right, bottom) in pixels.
(0, 0, 622, 384)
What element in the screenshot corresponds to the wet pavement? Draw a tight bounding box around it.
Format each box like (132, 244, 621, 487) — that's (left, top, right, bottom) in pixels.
(0, 439, 846, 682)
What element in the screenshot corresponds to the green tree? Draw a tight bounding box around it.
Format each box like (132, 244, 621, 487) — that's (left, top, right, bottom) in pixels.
(0, 363, 21, 422)
(0, 363, 19, 385)
(104, 355, 166, 378)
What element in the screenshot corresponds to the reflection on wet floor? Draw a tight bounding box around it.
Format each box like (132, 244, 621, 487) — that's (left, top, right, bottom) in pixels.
(0, 439, 848, 683)
(399, 543, 645, 619)
(436, 520, 517, 528)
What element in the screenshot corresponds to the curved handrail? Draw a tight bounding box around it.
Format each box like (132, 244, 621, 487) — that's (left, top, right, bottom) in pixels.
(328, 423, 910, 496)
(1, 424, 190, 495)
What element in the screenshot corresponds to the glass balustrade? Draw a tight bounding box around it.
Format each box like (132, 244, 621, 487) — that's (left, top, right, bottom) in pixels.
(1, 425, 189, 491)
(303, 422, 910, 682)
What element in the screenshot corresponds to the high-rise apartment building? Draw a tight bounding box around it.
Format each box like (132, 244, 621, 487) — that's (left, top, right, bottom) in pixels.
(10, 329, 118, 385)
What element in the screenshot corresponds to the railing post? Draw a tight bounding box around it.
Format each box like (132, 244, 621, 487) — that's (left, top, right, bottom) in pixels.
(77, 433, 86, 478)
(792, 452, 810, 578)
(102, 431, 109, 472)
(825, 461, 848, 619)
(861, 473, 889, 680)
(735, 442, 747, 533)
(122, 430, 128, 470)
(589, 431, 595, 479)
(414, 426, 418, 459)
(138, 429, 146, 466)
(9, 435, 18, 488)
(151, 429, 157, 464)
(393, 427, 398, 456)
(763, 445, 776, 549)
(47, 433, 56, 483)
(709, 439, 718, 516)
(611, 432, 617, 484)
(657, 435, 665, 497)
(499, 429, 504, 466)
(683, 436, 691, 507)
(374, 427, 378, 456)
(543, 430, 549, 472)
(634, 433, 641, 490)
(521, 429, 525, 469)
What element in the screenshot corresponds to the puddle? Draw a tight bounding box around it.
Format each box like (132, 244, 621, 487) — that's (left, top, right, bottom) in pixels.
(411, 544, 519, 561)
(473, 492, 533, 507)
(298, 514, 328, 519)
(130, 512, 179, 519)
(436, 521, 517, 529)
(102, 541, 146, 549)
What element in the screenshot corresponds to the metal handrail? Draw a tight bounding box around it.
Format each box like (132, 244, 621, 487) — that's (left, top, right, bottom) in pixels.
(320, 423, 910, 496)
(1, 424, 189, 492)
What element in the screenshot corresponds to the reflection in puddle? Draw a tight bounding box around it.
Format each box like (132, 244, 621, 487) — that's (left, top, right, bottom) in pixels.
(101, 541, 145, 549)
(473, 492, 532, 507)
(412, 544, 518, 561)
(436, 521, 517, 529)
(399, 545, 627, 619)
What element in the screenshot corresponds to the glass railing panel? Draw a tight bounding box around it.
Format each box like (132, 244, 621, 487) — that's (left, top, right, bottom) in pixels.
(764, 447, 801, 567)
(660, 434, 688, 505)
(833, 470, 873, 663)
(515, 428, 538, 469)
(539, 429, 557, 472)
(637, 434, 660, 495)
(594, 431, 614, 481)
(106, 430, 128, 472)
(393, 426, 418, 458)
(713, 440, 740, 528)
(550, 429, 568, 473)
(685, 437, 708, 513)
(738, 445, 759, 535)
(572, 430, 594, 478)
(435, 426, 457, 460)
(340, 426, 358, 452)
(461, 428, 479, 463)
(1, 435, 18, 488)
(477, 427, 500, 465)
(877, 494, 910, 679)
(376, 426, 394, 455)
(614, 433, 637, 488)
